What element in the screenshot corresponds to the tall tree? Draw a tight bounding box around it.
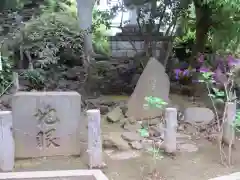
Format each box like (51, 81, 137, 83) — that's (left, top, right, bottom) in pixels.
(76, 0, 96, 60)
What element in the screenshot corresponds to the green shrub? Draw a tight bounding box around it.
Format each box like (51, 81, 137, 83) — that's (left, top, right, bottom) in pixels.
(22, 69, 45, 90)
(11, 11, 84, 68)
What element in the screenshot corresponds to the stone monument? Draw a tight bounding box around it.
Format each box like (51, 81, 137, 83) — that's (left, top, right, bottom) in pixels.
(12, 91, 81, 158)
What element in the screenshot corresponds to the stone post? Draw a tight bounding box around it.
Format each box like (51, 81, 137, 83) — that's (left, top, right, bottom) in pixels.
(222, 102, 236, 146)
(87, 109, 104, 169)
(164, 108, 177, 153)
(0, 111, 15, 171)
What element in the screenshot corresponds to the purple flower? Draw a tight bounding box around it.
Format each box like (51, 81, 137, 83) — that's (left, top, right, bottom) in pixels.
(214, 67, 228, 85)
(182, 69, 190, 76)
(174, 69, 182, 79)
(227, 55, 240, 67)
(199, 66, 209, 73)
(198, 54, 204, 63)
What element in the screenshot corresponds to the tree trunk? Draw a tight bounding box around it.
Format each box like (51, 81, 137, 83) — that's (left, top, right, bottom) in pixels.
(190, 0, 211, 66)
(76, 0, 95, 57)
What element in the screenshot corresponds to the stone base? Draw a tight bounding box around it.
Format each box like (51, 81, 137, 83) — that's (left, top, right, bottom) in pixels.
(0, 169, 108, 180)
(209, 172, 240, 180)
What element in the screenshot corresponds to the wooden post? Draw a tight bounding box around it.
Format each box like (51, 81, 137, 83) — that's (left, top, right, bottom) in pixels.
(223, 102, 236, 146)
(164, 108, 177, 153)
(12, 72, 19, 92)
(0, 111, 15, 171)
(86, 109, 105, 169)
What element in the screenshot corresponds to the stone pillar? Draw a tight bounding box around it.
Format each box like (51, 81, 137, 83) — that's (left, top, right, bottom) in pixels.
(0, 111, 15, 171)
(87, 109, 104, 169)
(164, 108, 177, 153)
(223, 102, 236, 145)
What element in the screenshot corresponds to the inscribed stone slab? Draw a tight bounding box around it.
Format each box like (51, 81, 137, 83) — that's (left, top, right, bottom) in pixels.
(12, 92, 81, 158)
(127, 57, 170, 119)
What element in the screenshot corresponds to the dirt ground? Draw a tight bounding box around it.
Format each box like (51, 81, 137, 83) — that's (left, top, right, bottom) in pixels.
(13, 94, 240, 180)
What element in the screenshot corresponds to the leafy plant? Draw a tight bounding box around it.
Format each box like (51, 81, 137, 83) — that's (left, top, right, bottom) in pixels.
(22, 69, 45, 90)
(196, 54, 240, 165)
(0, 55, 13, 93)
(233, 110, 240, 132)
(143, 96, 168, 109)
(139, 96, 168, 160)
(10, 11, 84, 68)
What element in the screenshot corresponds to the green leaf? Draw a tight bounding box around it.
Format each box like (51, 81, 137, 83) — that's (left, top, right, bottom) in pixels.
(216, 91, 225, 97)
(212, 87, 219, 93)
(139, 128, 149, 137)
(208, 94, 216, 98)
(202, 72, 213, 79)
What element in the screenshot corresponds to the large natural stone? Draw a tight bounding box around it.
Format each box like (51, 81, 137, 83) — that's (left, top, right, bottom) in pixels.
(184, 107, 215, 125)
(126, 58, 170, 119)
(12, 91, 81, 158)
(178, 143, 198, 153)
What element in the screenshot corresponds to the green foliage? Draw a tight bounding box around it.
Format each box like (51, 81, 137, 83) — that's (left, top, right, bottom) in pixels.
(233, 110, 240, 132)
(144, 96, 168, 109)
(41, 0, 74, 12)
(174, 29, 195, 60)
(11, 11, 84, 67)
(139, 95, 167, 159)
(22, 69, 45, 89)
(0, 55, 12, 92)
(93, 29, 110, 56)
(139, 128, 149, 137)
(92, 8, 113, 56)
(136, 0, 181, 34)
(196, 0, 240, 54)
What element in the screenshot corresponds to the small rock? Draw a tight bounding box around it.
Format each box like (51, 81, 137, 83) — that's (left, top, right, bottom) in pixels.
(100, 100, 116, 107)
(121, 132, 143, 142)
(177, 124, 185, 131)
(184, 124, 198, 135)
(178, 143, 198, 152)
(119, 104, 128, 116)
(103, 132, 130, 150)
(141, 139, 153, 150)
(105, 150, 141, 160)
(0, 94, 11, 106)
(128, 117, 137, 124)
(176, 133, 191, 140)
(142, 118, 162, 127)
(123, 122, 142, 132)
(106, 106, 123, 123)
(100, 105, 109, 115)
(129, 141, 143, 150)
(184, 107, 214, 125)
(149, 126, 162, 137)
